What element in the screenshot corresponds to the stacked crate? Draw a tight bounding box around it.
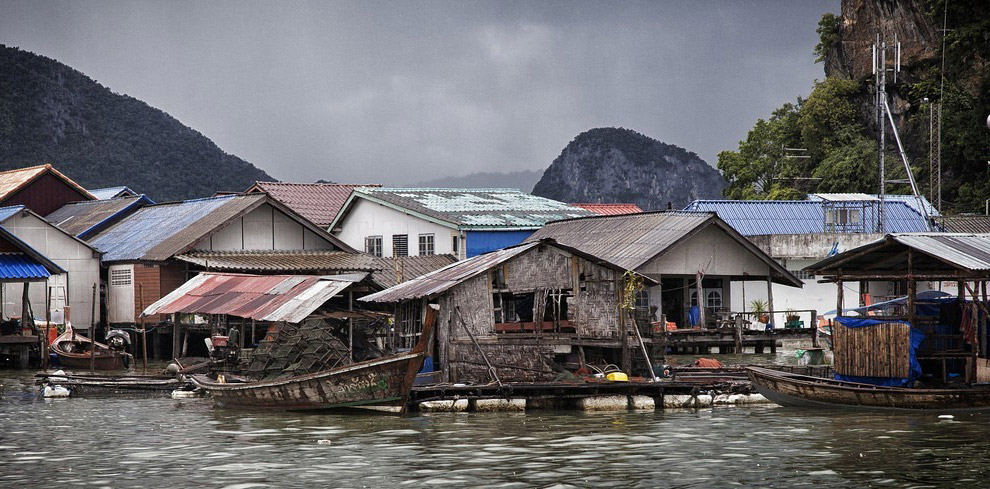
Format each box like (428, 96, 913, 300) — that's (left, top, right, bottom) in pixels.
(246, 319, 352, 379)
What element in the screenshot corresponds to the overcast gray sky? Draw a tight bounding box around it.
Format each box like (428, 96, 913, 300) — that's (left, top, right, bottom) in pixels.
(0, 1, 838, 185)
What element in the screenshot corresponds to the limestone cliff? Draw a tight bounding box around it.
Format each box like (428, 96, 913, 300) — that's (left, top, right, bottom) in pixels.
(531, 128, 726, 210)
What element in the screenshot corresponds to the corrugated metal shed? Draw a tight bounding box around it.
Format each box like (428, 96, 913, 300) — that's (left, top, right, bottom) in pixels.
(571, 203, 644, 215)
(333, 188, 593, 231)
(807, 233, 990, 276)
(0, 164, 96, 202)
(685, 195, 934, 236)
(89, 186, 140, 200)
(528, 211, 802, 287)
(142, 272, 360, 323)
(361, 239, 657, 303)
(0, 253, 52, 280)
(45, 195, 152, 239)
(247, 182, 381, 226)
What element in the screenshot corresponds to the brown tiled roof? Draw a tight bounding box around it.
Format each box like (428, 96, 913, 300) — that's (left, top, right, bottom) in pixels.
(175, 250, 456, 289)
(0, 164, 95, 201)
(247, 182, 381, 226)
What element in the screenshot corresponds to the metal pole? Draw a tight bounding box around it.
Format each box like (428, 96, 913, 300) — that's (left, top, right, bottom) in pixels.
(43, 282, 50, 371)
(139, 282, 148, 374)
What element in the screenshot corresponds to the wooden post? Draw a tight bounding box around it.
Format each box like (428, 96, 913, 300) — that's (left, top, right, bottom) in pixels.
(172, 313, 180, 361)
(90, 284, 96, 373)
(348, 290, 354, 361)
(766, 266, 775, 328)
(811, 309, 819, 348)
(734, 315, 743, 353)
(695, 271, 705, 328)
(836, 279, 844, 318)
(620, 290, 630, 374)
(251, 318, 256, 349)
(907, 250, 916, 327)
(138, 283, 148, 373)
(43, 282, 50, 371)
(20, 282, 30, 332)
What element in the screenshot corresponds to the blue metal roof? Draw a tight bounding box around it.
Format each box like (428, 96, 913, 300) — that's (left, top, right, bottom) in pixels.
(89, 194, 246, 262)
(0, 205, 25, 222)
(0, 253, 51, 280)
(684, 196, 932, 236)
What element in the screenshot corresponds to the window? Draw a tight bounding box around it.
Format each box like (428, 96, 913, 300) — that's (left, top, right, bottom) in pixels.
(110, 268, 131, 286)
(635, 290, 649, 309)
(365, 236, 383, 257)
(418, 234, 434, 256)
(789, 269, 814, 280)
(392, 235, 408, 257)
(827, 209, 862, 225)
(452, 235, 459, 255)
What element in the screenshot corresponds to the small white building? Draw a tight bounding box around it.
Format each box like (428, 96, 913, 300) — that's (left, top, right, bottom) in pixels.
(0, 205, 102, 328)
(330, 188, 593, 260)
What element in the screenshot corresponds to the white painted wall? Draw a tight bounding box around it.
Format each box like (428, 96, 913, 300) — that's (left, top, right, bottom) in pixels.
(334, 198, 459, 258)
(639, 226, 771, 277)
(192, 204, 335, 251)
(0, 211, 101, 328)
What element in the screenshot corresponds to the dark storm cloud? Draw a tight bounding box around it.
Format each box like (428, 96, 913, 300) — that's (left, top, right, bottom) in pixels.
(0, 1, 838, 185)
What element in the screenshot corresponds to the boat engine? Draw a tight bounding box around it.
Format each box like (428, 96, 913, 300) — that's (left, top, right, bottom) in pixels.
(105, 329, 131, 352)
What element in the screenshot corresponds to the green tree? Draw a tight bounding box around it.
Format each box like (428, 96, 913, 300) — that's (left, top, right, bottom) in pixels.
(718, 102, 804, 199)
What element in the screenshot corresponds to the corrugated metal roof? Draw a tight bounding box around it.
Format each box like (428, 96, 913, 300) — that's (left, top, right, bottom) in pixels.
(45, 195, 151, 238)
(807, 233, 990, 275)
(177, 250, 379, 272)
(247, 182, 381, 226)
(528, 211, 715, 270)
(940, 216, 990, 234)
(0, 164, 95, 201)
(810, 193, 879, 202)
(361, 242, 542, 302)
(369, 254, 459, 289)
(142, 272, 360, 323)
(0, 253, 51, 280)
(894, 234, 990, 271)
(337, 188, 593, 230)
(89, 186, 140, 200)
(571, 203, 644, 215)
(0, 205, 24, 222)
(684, 195, 933, 236)
(361, 240, 658, 303)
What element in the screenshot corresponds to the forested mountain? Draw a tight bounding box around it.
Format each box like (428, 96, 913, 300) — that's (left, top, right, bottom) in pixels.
(410, 169, 542, 192)
(719, 0, 990, 214)
(532, 127, 726, 210)
(0, 45, 272, 201)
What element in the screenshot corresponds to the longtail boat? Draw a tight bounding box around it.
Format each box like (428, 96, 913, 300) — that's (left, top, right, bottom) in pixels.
(51, 329, 132, 370)
(190, 308, 435, 411)
(747, 366, 990, 411)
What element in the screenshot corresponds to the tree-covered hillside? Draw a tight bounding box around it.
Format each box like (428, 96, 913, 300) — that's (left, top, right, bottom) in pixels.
(719, 0, 990, 214)
(0, 45, 272, 201)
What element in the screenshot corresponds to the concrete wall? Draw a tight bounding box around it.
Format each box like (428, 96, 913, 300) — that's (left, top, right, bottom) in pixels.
(639, 226, 770, 277)
(335, 198, 460, 258)
(1, 212, 101, 328)
(193, 203, 335, 251)
(747, 233, 883, 260)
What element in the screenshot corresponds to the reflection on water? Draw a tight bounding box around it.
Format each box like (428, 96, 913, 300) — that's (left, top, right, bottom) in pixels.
(2, 370, 988, 488)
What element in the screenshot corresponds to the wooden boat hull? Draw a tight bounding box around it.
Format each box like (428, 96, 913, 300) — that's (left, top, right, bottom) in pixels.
(747, 366, 990, 411)
(51, 332, 131, 370)
(39, 373, 180, 396)
(190, 351, 425, 410)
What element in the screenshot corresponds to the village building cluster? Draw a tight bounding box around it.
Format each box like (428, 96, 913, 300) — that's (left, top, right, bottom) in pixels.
(1, 162, 986, 390)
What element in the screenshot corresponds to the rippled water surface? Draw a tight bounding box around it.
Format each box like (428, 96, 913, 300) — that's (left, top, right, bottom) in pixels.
(2, 370, 988, 488)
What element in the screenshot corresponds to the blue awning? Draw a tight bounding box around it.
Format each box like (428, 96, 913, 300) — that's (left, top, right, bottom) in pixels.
(0, 253, 51, 280)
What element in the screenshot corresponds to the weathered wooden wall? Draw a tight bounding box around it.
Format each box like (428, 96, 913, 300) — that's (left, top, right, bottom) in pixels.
(504, 245, 570, 292)
(834, 322, 910, 378)
(448, 340, 555, 383)
(575, 258, 620, 336)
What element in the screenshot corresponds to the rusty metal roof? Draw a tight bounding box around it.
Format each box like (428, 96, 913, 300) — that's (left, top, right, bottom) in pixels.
(571, 203, 644, 215)
(808, 233, 990, 276)
(0, 164, 96, 202)
(331, 188, 594, 231)
(361, 239, 656, 303)
(247, 182, 381, 226)
(89, 194, 354, 263)
(45, 195, 152, 239)
(142, 272, 360, 323)
(528, 211, 802, 287)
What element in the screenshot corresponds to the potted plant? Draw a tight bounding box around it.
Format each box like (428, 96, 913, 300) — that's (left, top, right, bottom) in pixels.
(785, 308, 800, 323)
(750, 299, 769, 324)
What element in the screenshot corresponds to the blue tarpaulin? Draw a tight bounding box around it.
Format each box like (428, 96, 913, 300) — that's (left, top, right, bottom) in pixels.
(833, 316, 925, 387)
(466, 230, 534, 258)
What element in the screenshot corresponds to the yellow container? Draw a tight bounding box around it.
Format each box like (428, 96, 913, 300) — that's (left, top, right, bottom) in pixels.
(606, 372, 628, 382)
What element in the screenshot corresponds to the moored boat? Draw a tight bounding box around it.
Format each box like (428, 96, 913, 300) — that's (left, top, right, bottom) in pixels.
(51, 329, 132, 370)
(747, 366, 990, 411)
(190, 308, 435, 411)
